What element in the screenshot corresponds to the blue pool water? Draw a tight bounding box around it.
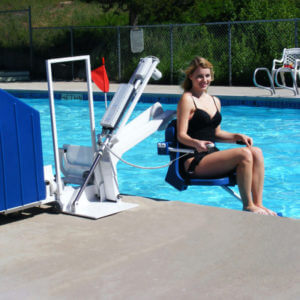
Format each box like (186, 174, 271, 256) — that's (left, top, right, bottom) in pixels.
(22, 98, 300, 219)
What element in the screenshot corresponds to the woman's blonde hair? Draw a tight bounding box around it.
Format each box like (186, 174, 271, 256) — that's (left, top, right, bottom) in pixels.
(181, 56, 214, 91)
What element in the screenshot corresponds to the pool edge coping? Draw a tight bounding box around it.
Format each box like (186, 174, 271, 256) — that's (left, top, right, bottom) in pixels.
(3, 88, 300, 108)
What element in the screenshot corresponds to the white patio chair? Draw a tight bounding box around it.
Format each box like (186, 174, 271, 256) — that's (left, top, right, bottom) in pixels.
(271, 48, 300, 86)
(253, 48, 300, 95)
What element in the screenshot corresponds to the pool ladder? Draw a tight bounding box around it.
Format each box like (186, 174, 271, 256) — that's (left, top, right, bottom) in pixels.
(253, 67, 299, 96)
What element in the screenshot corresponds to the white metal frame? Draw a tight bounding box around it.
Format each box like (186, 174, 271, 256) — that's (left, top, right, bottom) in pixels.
(45, 55, 174, 219)
(46, 55, 97, 203)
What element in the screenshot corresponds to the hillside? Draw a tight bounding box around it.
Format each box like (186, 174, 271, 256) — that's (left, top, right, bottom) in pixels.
(0, 0, 128, 27)
(1, 0, 299, 28)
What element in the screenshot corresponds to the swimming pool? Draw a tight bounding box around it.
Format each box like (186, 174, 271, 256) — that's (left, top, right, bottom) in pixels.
(22, 97, 300, 219)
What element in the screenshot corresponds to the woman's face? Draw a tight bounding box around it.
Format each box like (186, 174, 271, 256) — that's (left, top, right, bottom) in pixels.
(189, 66, 212, 91)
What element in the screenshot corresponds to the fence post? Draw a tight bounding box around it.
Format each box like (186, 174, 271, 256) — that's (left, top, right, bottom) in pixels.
(28, 6, 33, 74)
(117, 26, 121, 81)
(170, 24, 174, 84)
(295, 20, 298, 47)
(228, 22, 232, 86)
(70, 27, 74, 79)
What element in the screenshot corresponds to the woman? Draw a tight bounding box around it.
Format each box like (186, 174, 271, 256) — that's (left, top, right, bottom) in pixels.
(177, 56, 276, 215)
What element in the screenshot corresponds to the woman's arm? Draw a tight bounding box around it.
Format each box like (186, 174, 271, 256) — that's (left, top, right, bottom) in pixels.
(215, 127, 253, 146)
(177, 93, 214, 152)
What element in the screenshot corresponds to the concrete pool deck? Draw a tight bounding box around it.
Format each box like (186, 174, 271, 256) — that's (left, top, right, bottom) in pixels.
(0, 196, 299, 299)
(0, 82, 299, 299)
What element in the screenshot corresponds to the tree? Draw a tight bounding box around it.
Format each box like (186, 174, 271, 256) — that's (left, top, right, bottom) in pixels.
(81, 0, 193, 25)
(81, 0, 299, 25)
(238, 0, 299, 20)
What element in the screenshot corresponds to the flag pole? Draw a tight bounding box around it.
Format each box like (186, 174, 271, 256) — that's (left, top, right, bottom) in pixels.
(91, 57, 109, 110)
(104, 93, 108, 109)
(103, 57, 108, 109)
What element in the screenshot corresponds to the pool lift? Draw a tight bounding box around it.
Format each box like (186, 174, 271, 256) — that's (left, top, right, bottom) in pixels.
(45, 55, 175, 219)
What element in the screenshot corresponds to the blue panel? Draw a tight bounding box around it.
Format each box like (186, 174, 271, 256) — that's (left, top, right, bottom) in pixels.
(0, 89, 45, 211)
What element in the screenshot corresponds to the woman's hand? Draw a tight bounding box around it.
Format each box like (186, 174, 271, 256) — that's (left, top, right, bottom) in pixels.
(193, 140, 214, 152)
(234, 134, 253, 147)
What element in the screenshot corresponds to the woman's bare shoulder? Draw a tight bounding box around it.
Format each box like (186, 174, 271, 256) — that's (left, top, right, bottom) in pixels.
(212, 95, 221, 110)
(179, 91, 193, 105)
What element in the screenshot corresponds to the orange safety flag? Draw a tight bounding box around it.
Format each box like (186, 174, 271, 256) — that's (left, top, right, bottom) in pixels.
(91, 57, 109, 93)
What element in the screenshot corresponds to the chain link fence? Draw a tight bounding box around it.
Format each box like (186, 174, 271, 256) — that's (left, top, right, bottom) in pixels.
(0, 7, 299, 86)
(0, 8, 32, 75)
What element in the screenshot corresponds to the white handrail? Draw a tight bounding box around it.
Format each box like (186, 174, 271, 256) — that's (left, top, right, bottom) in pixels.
(253, 67, 276, 95)
(46, 55, 97, 202)
(46, 60, 63, 200)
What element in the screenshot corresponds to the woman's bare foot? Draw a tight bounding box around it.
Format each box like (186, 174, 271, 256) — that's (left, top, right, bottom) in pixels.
(257, 205, 277, 216)
(244, 205, 269, 215)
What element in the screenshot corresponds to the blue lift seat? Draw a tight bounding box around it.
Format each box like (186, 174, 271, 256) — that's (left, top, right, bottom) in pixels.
(158, 119, 236, 191)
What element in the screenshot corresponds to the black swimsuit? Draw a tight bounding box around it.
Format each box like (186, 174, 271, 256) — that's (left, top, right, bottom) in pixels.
(180, 96, 222, 175)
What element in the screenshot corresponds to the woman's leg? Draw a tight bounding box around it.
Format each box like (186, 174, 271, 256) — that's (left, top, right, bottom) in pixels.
(235, 148, 256, 212)
(249, 147, 264, 206)
(185, 148, 268, 214)
(250, 147, 276, 216)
